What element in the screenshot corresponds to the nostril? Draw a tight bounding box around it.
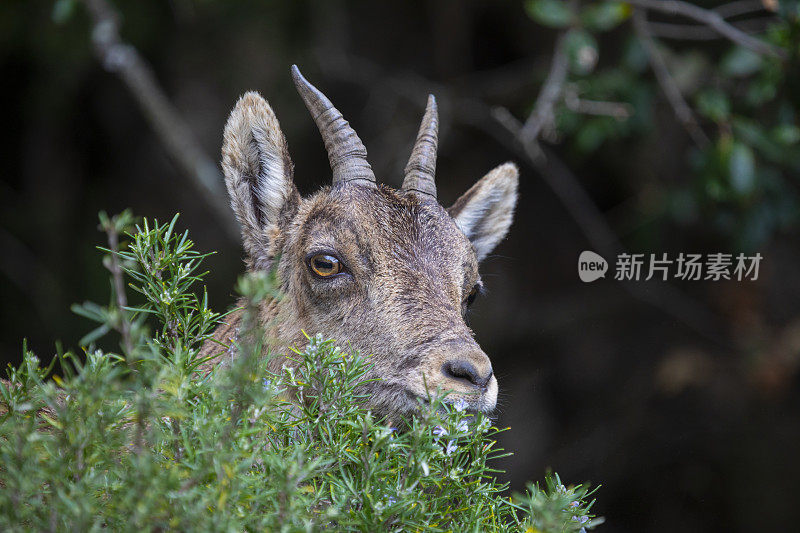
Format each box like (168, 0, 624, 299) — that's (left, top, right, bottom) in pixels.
(442, 361, 492, 389)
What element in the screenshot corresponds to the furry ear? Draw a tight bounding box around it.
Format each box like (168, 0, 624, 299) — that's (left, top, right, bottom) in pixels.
(447, 162, 519, 261)
(222, 92, 298, 270)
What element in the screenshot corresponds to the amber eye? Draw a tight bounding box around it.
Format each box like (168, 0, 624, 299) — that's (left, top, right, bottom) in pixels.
(466, 284, 480, 307)
(308, 253, 342, 278)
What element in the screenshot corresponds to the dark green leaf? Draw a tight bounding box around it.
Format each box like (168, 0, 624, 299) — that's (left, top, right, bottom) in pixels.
(729, 142, 756, 195)
(721, 46, 763, 77)
(565, 30, 599, 75)
(773, 124, 800, 145)
(524, 0, 574, 28)
(575, 117, 612, 153)
(581, 1, 631, 32)
(78, 324, 112, 346)
(696, 89, 730, 123)
(51, 0, 76, 24)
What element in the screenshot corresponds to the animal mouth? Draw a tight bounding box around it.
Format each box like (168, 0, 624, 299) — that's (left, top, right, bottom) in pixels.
(404, 389, 492, 415)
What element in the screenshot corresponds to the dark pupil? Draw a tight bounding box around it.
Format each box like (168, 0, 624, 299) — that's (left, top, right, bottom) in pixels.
(315, 256, 335, 272)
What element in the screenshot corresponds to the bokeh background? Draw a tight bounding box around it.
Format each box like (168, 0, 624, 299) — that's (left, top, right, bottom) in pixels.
(2, 1, 799, 531)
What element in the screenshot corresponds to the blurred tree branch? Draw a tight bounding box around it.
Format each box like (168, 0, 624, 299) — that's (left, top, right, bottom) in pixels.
(625, 0, 786, 58)
(646, 17, 776, 41)
(520, 31, 570, 150)
(563, 88, 633, 119)
(712, 0, 771, 19)
(632, 9, 710, 148)
(79, 0, 238, 239)
(98, 212, 134, 356)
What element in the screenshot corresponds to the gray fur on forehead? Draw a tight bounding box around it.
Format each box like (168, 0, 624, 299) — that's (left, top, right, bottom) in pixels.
(297, 184, 476, 264)
(312, 185, 466, 236)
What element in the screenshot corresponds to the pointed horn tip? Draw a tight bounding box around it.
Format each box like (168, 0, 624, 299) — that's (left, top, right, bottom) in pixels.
(423, 95, 438, 126)
(290, 64, 305, 84)
(290, 65, 330, 107)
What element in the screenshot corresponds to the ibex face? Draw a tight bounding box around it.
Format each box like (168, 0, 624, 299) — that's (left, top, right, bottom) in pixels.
(217, 66, 518, 420)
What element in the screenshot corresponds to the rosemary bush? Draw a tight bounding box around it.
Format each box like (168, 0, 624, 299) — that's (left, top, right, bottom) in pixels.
(0, 213, 603, 532)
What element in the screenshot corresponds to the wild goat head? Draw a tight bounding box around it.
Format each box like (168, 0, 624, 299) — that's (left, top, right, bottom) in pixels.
(221, 66, 518, 420)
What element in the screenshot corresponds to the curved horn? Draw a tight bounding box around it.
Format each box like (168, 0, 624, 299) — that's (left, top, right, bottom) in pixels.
(401, 95, 438, 200)
(290, 65, 376, 187)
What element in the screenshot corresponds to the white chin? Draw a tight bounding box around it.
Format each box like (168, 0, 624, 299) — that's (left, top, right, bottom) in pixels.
(481, 376, 498, 412)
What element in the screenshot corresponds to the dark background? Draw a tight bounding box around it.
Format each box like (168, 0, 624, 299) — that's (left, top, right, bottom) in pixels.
(2, 1, 799, 531)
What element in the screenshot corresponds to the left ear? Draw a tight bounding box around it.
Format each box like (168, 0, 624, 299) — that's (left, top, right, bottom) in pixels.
(447, 162, 519, 261)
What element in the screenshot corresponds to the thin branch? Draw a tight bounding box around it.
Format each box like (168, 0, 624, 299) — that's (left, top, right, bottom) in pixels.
(520, 31, 571, 146)
(102, 221, 134, 357)
(626, 0, 786, 58)
(566, 98, 633, 119)
(80, 0, 238, 239)
(633, 9, 711, 148)
(647, 17, 776, 41)
(491, 106, 630, 252)
(713, 0, 770, 19)
(519, 0, 579, 145)
(564, 88, 633, 119)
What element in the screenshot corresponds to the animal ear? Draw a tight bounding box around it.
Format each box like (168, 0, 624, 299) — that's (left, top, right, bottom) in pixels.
(447, 162, 519, 261)
(222, 92, 299, 270)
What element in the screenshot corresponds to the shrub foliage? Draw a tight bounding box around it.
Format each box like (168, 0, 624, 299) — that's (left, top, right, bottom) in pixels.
(0, 213, 603, 531)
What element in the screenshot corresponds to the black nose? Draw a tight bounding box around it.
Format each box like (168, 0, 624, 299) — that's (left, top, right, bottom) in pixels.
(442, 360, 493, 389)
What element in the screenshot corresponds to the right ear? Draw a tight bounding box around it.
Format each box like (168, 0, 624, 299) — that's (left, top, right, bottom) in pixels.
(222, 92, 299, 270)
(447, 162, 519, 261)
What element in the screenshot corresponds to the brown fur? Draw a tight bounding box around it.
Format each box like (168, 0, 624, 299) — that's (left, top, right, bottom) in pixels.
(200, 86, 518, 422)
